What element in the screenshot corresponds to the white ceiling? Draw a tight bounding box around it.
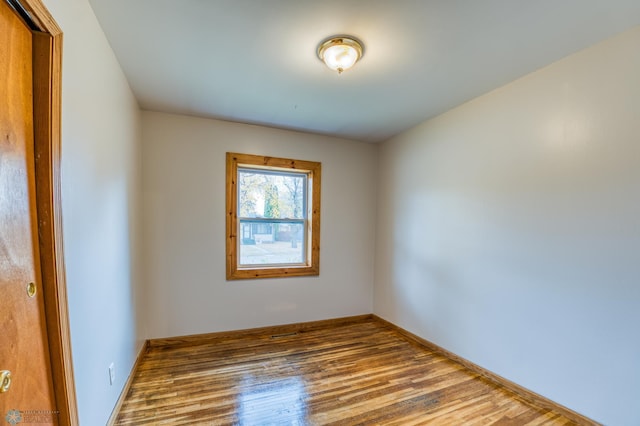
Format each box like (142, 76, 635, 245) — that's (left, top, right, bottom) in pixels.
(87, 0, 640, 143)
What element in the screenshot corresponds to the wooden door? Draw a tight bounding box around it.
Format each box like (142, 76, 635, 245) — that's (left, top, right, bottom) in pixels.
(1, 1, 58, 424)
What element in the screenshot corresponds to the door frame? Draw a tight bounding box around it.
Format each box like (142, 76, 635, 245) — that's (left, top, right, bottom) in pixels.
(9, 0, 78, 424)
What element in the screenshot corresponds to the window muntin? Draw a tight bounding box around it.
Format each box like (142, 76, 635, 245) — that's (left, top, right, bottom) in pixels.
(226, 153, 321, 280)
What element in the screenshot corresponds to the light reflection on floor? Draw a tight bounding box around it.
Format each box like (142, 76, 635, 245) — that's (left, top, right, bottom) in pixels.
(237, 376, 308, 424)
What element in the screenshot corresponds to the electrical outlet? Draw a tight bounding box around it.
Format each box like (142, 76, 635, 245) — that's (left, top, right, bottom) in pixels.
(108, 363, 115, 386)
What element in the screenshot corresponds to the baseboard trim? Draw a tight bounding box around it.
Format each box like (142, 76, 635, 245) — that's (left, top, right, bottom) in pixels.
(148, 314, 373, 348)
(109, 315, 598, 425)
(106, 340, 149, 426)
(372, 315, 600, 426)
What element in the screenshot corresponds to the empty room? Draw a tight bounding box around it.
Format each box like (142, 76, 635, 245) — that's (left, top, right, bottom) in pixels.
(1, 0, 639, 425)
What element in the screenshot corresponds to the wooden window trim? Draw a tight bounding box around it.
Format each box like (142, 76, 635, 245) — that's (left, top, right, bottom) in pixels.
(226, 153, 321, 280)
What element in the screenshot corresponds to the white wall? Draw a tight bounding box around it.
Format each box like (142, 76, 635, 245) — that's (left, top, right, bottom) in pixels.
(41, 0, 144, 424)
(142, 112, 377, 338)
(375, 27, 640, 425)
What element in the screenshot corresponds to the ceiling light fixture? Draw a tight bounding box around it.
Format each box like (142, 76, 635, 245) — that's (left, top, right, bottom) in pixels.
(317, 36, 364, 74)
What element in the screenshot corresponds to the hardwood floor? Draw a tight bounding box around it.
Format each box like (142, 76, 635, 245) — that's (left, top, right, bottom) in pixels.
(114, 319, 583, 425)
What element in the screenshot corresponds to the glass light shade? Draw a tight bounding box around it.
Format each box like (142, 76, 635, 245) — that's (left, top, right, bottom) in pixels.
(317, 36, 364, 74)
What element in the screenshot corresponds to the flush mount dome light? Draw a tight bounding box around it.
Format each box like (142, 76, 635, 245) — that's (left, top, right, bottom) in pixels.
(317, 36, 364, 74)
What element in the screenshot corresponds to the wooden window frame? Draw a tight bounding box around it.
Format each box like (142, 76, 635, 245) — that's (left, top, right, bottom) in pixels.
(226, 153, 321, 280)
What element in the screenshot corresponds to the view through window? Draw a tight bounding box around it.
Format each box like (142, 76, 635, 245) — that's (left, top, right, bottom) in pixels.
(238, 169, 307, 266)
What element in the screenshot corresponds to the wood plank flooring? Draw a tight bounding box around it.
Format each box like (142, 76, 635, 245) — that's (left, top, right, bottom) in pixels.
(114, 319, 582, 425)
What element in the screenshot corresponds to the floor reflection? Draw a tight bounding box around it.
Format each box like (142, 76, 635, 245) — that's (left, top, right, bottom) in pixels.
(237, 376, 308, 424)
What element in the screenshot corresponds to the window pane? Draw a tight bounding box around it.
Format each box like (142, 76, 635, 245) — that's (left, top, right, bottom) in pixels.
(238, 170, 305, 219)
(239, 221, 305, 265)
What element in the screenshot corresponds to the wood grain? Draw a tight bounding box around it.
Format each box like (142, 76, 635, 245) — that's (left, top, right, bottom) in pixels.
(372, 315, 599, 426)
(0, 2, 57, 420)
(114, 318, 589, 425)
(107, 341, 150, 426)
(226, 152, 321, 280)
(32, 29, 78, 426)
(148, 315, 372, 348)
(17, 0, 78, 423)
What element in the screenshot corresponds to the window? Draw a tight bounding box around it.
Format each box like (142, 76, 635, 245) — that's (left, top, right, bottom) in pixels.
(226, 153, 321, 279)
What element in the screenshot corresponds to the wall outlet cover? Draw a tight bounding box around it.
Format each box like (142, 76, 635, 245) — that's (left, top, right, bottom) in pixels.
(109, 363, 115, 386)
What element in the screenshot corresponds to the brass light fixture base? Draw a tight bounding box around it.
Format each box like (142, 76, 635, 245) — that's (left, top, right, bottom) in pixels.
(317, 35, 364, 74)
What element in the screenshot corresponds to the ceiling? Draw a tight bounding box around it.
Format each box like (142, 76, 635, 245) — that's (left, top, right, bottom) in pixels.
(87, 0, 640, 143)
